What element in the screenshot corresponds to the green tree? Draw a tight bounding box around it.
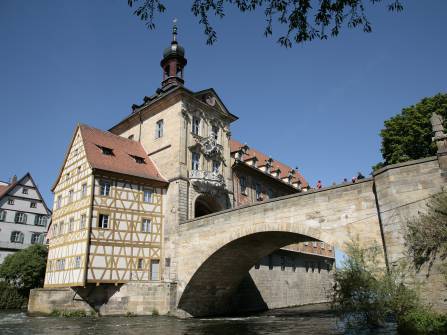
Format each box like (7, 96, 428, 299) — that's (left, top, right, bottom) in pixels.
(375, 93, 447, 169)
(405, 192, 447, 273)
(127, 0, 403, 47)
(0, 244, 48, 295)
(332, 240, 419, 329)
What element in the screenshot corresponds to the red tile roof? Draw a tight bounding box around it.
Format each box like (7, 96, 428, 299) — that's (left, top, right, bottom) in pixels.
(0, 184, 9, 198)
(229, 139, 308, 187)
(79, 124, 167, 183)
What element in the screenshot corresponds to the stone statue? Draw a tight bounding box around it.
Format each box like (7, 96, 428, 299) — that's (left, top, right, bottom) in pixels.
(430, 112, 447, 156)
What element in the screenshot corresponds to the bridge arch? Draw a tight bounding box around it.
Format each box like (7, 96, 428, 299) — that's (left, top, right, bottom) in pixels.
(175, 179, 385, 316)
(178, 230, 324, 316)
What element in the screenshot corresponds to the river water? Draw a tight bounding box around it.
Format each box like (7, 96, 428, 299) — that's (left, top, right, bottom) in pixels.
(0, 304, 397, 335)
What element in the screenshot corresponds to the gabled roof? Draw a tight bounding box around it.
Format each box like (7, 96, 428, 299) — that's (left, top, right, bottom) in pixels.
(230, 139, 308, 187)
(0, 173, 52, 215)
(52, 124, 168, 191)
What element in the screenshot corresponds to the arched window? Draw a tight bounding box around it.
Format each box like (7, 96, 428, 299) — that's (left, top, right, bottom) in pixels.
(10, 231, 24, 243)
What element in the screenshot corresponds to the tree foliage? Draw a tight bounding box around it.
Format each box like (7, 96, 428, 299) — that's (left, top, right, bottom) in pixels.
(127, 0, 403, 46)
(332, 240, 419, 329)
(0, 244, 48, 295)
(376, 93, 447, 168)
(405, 192, 447, 273)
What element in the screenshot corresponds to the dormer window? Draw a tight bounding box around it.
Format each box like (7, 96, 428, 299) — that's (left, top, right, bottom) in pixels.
(97, 145, 113, 156)
(130, 155, 145, 164)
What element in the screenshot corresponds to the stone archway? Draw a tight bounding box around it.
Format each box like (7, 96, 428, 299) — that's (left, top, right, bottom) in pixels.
(177, 231, 314, 316)
(194, 195, 223, 218)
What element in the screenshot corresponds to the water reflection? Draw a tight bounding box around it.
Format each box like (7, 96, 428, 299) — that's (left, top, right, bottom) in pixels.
(0, 304, 396, 335)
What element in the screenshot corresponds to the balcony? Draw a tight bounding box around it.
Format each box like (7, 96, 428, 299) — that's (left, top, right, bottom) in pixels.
(189, 170, 226, 195)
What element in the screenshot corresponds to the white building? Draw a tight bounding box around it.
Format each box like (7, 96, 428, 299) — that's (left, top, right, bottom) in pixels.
(0, 173, 51, 263)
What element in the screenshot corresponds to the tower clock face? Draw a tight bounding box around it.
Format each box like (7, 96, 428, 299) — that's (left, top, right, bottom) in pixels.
(205, 95, 216, 107)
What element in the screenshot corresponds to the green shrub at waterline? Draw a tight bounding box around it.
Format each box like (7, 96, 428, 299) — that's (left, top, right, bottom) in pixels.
(332, 241, 420, 330)
(0, 282, 26, 309)
(397, 308, 447, 335)
(0, 244, 48, 309)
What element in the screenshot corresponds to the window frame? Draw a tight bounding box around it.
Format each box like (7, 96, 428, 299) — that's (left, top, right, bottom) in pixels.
(80, 214, 87, 230)
(15, 212, 27, 224)
(143, 189, 153, 203)
(81, 183, 87, 197)
(255, 183, 263, 201)
(10, 231, 24, 243)
(56, 195, 62, 209)
(74, 256, 81, 269)
(98, 214, 110, 229)
(155, 119, 164, 139)
(192, 117, 200, 135)
(68, 189, 74, 203)
(191, 152, 200, 171)
(0, 210, 6, 221)
(35, 215, 48, 227)
(8, 198, 14, 205)
(240, 176, 247, 195)
(31, 232, 42, 245)
(141, 218, 152, 233)
(137, 258, 144, 270)
(100, 180, 111, 196)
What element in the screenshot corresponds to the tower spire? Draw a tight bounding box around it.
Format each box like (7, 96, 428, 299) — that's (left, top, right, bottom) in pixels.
(160, 19, 187, 88)
(172, 18, 178, 42)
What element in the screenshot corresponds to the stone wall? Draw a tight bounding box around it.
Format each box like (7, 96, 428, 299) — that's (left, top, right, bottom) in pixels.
(29, 281, 177, 316)
(374, 157, 447, 312)
(232, 249, 334, 313)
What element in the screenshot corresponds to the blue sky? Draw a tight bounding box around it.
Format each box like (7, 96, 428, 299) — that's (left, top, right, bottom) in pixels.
(1, 0, 446, 208)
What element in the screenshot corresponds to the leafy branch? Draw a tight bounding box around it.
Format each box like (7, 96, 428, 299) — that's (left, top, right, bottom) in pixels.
(128, 0, 403, 47)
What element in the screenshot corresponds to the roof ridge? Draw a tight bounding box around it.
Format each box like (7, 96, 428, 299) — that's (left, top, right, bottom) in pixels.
(80, 123, 139, 145)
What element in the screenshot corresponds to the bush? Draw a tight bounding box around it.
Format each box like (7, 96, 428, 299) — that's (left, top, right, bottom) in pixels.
(0, 244, 48, 309)
(0, 282, 26, 309)
(332, 240, 420, 329)
(0, 244, 48, 294)
(397, 308, 447, 335)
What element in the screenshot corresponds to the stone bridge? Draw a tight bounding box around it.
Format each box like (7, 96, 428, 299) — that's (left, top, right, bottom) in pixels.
(174, 157, 447, 316)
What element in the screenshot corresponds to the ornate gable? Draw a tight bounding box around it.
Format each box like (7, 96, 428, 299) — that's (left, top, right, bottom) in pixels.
(193, 88, 238, 122)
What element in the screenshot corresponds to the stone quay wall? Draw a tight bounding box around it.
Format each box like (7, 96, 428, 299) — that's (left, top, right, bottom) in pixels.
(28, 281, 177, 316)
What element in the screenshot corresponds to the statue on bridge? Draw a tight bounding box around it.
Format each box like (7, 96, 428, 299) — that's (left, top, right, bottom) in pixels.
(431, 112, 447, 154)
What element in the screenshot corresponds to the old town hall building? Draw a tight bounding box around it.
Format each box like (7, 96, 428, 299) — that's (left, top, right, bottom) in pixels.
(37, 25, 334, 315)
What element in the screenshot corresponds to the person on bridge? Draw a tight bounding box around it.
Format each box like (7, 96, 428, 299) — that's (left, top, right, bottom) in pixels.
(316, 180, 322, 189)
(357, 172, 365, 180)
